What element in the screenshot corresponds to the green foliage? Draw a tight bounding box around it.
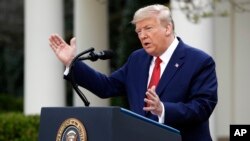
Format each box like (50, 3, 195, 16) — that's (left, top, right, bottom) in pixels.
(0, 0, 24, 97)
(0, 113, 40, 141)
(0, 94, 23, 113)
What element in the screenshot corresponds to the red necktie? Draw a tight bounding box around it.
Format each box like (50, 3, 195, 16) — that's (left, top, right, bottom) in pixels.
(146, 57, 162, 107)
(148, 57, 162, 89)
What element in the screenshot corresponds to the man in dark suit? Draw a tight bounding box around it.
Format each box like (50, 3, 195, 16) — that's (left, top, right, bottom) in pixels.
(49, 4, 217, 141)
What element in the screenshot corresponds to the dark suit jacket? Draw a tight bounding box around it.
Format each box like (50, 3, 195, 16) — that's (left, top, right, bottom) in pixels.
(69, 37, 218, 141)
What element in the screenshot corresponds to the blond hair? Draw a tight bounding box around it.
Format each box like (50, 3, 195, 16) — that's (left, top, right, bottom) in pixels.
(131, 4, 174, 31)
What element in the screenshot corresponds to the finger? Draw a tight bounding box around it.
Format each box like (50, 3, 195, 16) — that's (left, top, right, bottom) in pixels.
(148, 85, 156, 92)
(55, 34, 67, 46)
(144, 96, 157, 108)
(146, 90, 160, 105)
(49, 43, 56, 51)
(151, 85, 156, 91)
(49, 36, 59, 50)
(146, 94, 157, 108)
(49, 35, 59, 50)
(143, 106, 154, 111)
(144, 97, 152, 105)
(146, 89, 157, 99)
(145, 91, 153, 100)
(70, 37, 76, 46)
(143, 99, 154, 110)
(52, 35, 62, 46)
(50, 34, 63, 47)
(148, 85, 157, 93)
(143, 98, 156, 111)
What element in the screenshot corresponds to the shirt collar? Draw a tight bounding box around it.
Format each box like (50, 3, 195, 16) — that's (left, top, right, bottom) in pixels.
(153, 37, 179, 63)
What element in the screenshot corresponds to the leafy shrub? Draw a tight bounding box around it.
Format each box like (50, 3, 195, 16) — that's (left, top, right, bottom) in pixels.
(0, 113, 40, 141)
(0, 94, 23, 113)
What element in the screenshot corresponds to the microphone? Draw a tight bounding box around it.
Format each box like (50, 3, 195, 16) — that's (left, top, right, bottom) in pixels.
(67, 47, 114, 107)
(79, 50, 114, 61)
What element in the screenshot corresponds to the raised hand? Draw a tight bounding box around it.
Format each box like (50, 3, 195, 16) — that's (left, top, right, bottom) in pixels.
(49, 34, 77, 67)
(143, 86, 163, 117)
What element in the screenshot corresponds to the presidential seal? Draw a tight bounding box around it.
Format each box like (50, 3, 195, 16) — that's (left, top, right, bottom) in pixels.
(56, 118, 87, 141)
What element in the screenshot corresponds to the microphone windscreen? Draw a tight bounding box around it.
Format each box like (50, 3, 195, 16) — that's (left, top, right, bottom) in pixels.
(99, 50, 114, 60)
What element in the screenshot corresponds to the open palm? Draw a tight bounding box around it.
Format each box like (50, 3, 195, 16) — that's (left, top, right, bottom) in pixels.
(49, 34, 77, 66)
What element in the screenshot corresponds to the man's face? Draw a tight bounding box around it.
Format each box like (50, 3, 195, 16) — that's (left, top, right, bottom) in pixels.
(135, 16, 169, 56)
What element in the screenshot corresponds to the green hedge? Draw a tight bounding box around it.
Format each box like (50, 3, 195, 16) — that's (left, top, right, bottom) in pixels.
(0, 113, 40, 141)
(0, 94, 23, 112)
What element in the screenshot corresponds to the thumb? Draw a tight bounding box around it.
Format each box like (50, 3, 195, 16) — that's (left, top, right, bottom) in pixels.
(70, 37, 76, 48)
(150, 85, 156, 92)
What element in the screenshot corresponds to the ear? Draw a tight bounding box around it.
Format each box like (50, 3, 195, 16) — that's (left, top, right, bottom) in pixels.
(165, 23, 172, 36)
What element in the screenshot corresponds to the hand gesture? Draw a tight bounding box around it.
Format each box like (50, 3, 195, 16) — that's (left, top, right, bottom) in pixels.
(143, 86, 163, 117)
(49, 34, 77, 67)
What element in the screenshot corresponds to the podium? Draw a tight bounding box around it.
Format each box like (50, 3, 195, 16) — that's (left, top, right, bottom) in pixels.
(39, 107, 182, 141)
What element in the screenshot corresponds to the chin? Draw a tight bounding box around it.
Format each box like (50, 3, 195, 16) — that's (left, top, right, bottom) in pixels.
(145, 50, 155, 56)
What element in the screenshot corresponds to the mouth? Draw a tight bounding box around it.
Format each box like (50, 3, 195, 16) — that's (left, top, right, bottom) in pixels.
(143, 42, 151, 47)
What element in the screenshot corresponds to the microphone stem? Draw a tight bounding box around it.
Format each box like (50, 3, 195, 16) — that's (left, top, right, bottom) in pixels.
(71, 80, 90, 106)
(68, 47, 94, 107)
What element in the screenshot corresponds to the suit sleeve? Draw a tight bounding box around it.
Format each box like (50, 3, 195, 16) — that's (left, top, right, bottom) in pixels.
(66, 60, 127, 98)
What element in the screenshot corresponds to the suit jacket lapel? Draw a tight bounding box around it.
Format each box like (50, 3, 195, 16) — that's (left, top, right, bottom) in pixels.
(157, 43, 185, 96)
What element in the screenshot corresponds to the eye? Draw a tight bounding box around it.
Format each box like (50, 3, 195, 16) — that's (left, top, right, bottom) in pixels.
(135, 29, 141, 35)
(145, 26, 154, 32)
